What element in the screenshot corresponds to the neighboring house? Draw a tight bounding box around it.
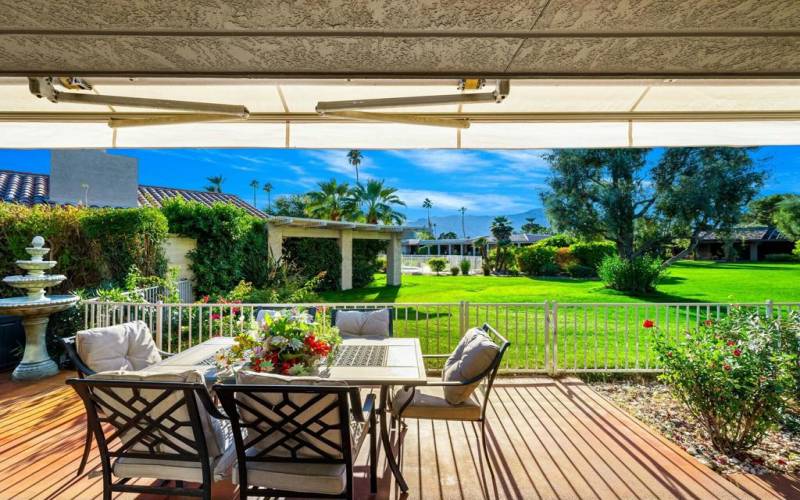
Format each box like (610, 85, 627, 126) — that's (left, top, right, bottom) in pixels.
(695, 226, 794, 261)
(402, 233, 550, 256)
(0, 150, 263, 218)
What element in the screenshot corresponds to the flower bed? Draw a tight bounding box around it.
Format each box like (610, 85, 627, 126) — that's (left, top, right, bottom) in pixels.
(591, 381, 799, 475)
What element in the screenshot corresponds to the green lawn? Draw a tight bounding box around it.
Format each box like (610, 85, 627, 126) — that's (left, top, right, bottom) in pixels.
(321, 261, 800, 304)
(316, 261, 800, 371)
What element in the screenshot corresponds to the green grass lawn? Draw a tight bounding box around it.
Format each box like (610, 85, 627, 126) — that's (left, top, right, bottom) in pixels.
(316, 261, 800, 371)
(321, 261, 800, 304)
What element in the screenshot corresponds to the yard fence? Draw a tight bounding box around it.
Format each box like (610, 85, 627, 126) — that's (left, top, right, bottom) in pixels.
(83, 299, 799, 375)
(117, 279, 194, 304)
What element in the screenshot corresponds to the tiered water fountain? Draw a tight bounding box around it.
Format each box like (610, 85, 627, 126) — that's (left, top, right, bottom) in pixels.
(0, 236, 79, 380)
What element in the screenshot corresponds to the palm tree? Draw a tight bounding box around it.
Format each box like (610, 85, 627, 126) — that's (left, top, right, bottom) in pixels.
(205, 175, 224, 193)
(351, 179, 407, 224)
(490, 216, 514, 273)
(305, 179, 356, 221)
(249, 179, 259, 206)
(347, 150, 363, 184)
(459, 206, 467, 238)
(422, 198, 433, 231)
(262, 182, 273, 212)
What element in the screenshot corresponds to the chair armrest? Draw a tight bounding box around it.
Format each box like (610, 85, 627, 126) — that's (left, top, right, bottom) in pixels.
(158, 350, 174, 358)
(422, 354, 450, 359)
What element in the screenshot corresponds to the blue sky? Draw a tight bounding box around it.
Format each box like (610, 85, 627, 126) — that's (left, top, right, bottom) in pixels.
(0, 147, 798, 221)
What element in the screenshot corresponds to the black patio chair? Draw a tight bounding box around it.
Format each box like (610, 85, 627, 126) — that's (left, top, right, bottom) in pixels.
(391, 323, 510, 468)
(215, 383, 377, 499)
(61, 334, 173, 476)
(67, 377, 231, 500)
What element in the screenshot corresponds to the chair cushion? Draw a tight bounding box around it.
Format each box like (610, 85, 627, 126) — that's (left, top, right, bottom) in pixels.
(232, 455, 346, 495)
(392, 385, 481, 421)
(88, 368, 229, 460)
(335, 309, 390, 337)
(235, 371, 349, 459)
(77, 321, 161, 372)
(114, 435, 233, 482)
(442, 328, 499, 404)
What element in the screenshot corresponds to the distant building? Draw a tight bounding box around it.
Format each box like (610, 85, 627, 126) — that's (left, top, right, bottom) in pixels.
(695, 226, 793, 261)
(402, 233, 550, 256)
(0, 150, 263, 217)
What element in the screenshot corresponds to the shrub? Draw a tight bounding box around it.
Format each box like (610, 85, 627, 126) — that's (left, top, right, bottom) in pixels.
(376, 256, 388, 272)
(764, 253, 798, 262)
(569, 241, 617, 271)
(516, 244, 557, 276)
(554, 247, 577, 270)
(352, 240, 387, 288)
(598, 255, 664, 293)
(540, 263, 561, 276)
(428, 257, 447, 275)
(566, 263, 594, 278)
(459, 259, 471, 275)
(794, 241, 800, 259)
(283, 237, 341, 290)
(450, 266, 460, 276)
(655, 308, 799, 454)
(538, 233, 577, 248)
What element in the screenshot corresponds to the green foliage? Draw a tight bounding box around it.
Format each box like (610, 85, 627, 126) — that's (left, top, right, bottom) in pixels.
(305, 179, 358, 221)
(351, 179, 406, 224)
(655, 309, 798, 454)
(569, 241, 617, 271)
(428, 257, 448, 275)
(161, 197, 268, 296)
(745, 194, 797, 225)
(490, 216, 514, 273)
(554, 247, 577, 270)
(376, 256, 388, 273)
(459, 259, 471, 275)
(774, 197, 800, 240)
(537, 233, 577, 248)
(283, 238, 341, 290)
(520, 217, 548, 234)
(220, 274, 322, 304)
(352, 240, 387, 288)
(566, 263, 594, 278)
(450, 266, 460, 276)
(763, 253, 798, 263)
(794, 242, 800, 259)
(0, 204, 168, 297)
(438, 231, 458, 239)
(271, 194, 308, 217)
(598, 254, 664, 294)
(516, 244, 557, 276)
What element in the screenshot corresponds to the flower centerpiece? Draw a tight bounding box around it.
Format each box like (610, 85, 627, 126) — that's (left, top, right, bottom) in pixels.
(215, 307, 341, 376)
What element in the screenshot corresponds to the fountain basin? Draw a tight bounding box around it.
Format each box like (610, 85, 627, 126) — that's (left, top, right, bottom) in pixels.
(15, 260, 57, 276)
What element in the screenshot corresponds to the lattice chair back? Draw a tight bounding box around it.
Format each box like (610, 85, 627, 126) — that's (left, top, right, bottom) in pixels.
(218, 383, 355, 463)
(69, 372, 224, 466)
(473, 324, 511, 419)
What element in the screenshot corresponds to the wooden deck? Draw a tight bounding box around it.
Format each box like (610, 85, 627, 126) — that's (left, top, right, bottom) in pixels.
(0, 373, 765, 499)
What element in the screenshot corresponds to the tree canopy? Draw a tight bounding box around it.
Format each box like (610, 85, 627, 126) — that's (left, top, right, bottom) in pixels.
(774, 197, 800, 240)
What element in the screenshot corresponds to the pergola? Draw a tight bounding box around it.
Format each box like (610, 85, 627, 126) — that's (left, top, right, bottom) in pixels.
(0, 1, 798, 149)
(266, 216, 413, 290)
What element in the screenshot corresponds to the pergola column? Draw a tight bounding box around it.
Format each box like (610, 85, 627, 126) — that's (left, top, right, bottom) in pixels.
(387, 234, 402, 286)
(339, 229, 353, 290)
(267, 227, 283, 261)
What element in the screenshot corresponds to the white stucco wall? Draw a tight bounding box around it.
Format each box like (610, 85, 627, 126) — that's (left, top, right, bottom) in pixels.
(163, 235, 196, 282)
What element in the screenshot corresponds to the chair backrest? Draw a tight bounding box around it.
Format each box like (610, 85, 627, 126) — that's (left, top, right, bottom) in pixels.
(473, 324, 510, 419)
(67, 377, 219, 483)
(331, 307, 394, 337)
(61, 336, 95, 377)
(215, 384, 360, 488)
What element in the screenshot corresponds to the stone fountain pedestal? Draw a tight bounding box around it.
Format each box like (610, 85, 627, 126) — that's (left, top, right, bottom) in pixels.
(1, 236, 78, 381)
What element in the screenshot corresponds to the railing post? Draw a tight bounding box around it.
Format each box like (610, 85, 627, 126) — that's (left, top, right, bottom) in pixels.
(459, 301, 468, 335)
(766, 299, 774, 318)
(551, 301, 559, 376)
(155, 301, 164, 350)
(543, 301, 550, 375)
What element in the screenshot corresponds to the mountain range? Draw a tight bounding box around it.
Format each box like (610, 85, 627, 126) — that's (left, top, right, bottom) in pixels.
(409, 208, 548, 238)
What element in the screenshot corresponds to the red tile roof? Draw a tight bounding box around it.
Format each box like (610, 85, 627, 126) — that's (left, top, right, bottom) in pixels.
(0, 169, 265, 218)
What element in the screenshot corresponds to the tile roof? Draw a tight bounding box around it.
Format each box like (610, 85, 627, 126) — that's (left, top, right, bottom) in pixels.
(0, 169, 265, 218)
(0, 170, 49, 206)
(700, 226, 791, 242)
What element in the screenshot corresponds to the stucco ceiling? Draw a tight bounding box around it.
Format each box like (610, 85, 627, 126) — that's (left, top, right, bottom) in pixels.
(0, 0, 798, 78)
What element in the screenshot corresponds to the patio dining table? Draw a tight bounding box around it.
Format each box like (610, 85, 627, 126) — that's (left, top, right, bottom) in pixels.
(141, 336, 427, 493)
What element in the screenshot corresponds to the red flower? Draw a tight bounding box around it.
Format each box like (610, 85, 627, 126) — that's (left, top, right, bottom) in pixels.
(201, 295, 210, 303)
(733, 349, 742, 357)
(211, 313, 221, 320)
(704, 320, 714, 327)
(642, 319, 655, 329)
(723, 364, 732, 371)
(666, 351, 673, 358)
(726, 340, 736, 346)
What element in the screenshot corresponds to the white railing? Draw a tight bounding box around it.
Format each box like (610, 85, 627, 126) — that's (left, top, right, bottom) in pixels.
(401, 255, 482, 273)
(119, 279, 193, 304)
(82, 300, 799, 374)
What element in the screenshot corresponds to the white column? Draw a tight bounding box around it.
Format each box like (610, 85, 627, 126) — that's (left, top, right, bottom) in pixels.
(338, 229, 353, 290)
(387, 234, 402, 286)
(267, 226, 283, 261)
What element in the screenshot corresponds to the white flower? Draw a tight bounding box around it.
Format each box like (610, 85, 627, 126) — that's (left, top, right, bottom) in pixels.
(270, 335, 288, 347)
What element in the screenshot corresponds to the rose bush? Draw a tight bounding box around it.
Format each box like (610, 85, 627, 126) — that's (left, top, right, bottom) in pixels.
(654, 308, 799, 455)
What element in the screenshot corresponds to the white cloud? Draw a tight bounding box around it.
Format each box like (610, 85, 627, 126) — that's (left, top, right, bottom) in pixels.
(397, 188, 531, 215)
(486, 149, 552, 174)
(387, 150, 491, 173)
(302, 150, 375, 179)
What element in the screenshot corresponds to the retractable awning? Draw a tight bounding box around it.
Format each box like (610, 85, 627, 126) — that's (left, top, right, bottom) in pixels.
(0, 78, 799, 148)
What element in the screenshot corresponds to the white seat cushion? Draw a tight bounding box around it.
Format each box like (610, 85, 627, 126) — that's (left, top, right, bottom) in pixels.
(335, 309, 390, 337)
(392, 385, 481, 421)
(232, 457, 346, 495)
(77, 321, 161, 372)
(442, 328, 498, 404)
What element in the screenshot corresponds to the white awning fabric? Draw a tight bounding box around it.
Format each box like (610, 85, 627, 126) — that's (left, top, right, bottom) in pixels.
(0, 78, 799, 149)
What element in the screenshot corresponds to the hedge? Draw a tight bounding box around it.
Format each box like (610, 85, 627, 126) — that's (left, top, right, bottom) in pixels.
(283, 237, 386, 290)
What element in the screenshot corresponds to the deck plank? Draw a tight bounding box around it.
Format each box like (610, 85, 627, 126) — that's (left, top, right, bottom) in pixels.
(0, 372, 766, 499)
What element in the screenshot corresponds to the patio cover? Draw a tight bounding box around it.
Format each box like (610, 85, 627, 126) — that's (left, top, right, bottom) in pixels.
(0, 0, 798, 149)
